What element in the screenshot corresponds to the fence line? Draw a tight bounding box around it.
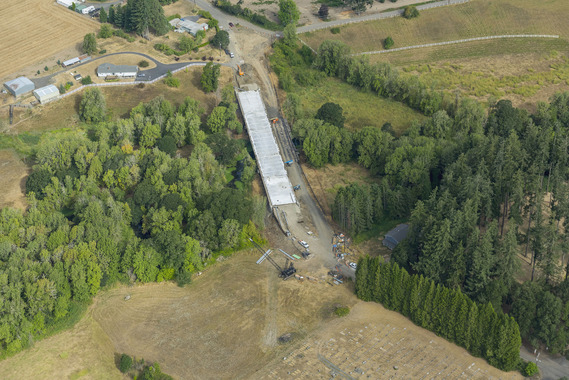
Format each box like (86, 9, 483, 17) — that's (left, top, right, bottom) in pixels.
(57, 62, 208, 101)
(298, 0, 470, 34)
(353, 34, 560, 56)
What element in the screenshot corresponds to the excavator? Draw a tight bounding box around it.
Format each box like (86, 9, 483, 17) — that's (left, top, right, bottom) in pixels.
(237, 65, 244, 76)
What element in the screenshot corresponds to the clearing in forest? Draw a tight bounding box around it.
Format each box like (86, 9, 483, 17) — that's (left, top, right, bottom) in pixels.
(294, 78, 427, 134)
(0, 252, 519, 379)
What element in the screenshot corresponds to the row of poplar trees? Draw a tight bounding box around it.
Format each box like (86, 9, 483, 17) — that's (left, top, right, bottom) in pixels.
(356, 257, 522, 371)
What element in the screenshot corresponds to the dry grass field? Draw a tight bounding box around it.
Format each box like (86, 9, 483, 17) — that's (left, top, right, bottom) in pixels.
(301, 0, 569, 108)
(0, 251, 520, 379)
(259, 302, 523, 379)
(0, 150, 29, 211)
(301, 0, 569, 53)
(0, 0, 99, 82)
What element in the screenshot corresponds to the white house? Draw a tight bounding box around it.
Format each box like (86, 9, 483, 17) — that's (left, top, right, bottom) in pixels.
(174, 19, 209, 36)
(97, 63, 138, 78)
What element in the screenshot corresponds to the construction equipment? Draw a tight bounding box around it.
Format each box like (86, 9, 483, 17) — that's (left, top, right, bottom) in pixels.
(270, 117, 278, 125)
(237, 65, 244, 76)
(251, 238, 296, 280)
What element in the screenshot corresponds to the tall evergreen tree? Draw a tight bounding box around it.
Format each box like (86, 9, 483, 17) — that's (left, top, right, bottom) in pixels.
(355, 256, 370, 301)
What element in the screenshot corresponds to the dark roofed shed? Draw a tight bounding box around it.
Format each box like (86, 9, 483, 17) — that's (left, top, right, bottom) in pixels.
(383, 224, 409, 250)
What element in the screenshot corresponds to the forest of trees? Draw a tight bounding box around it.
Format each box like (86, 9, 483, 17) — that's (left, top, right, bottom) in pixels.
(356, 258, 522, 371)
(329, 93, 569, 356)
(108, 0, 170, 36)
(273, 37, 569, 359)
(0, 90, 265, 357)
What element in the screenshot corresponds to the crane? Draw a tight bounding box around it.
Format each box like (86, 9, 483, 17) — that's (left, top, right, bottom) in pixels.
(250, 238, 296, 280)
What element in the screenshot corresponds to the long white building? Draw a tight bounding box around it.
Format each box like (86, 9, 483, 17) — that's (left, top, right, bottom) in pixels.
(236, 90, 296, 208)
(96, 63, 138, 78)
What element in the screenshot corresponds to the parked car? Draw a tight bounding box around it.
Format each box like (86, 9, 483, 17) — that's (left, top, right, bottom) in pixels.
(349, 262, 357, 270)
(229, 52, 235, 58)
(299, 240, 309, 249)
(229, 22, 234, 27)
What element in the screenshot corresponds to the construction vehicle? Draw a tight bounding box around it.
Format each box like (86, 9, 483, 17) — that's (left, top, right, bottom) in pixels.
(293, 185, 300, 191)
(237, 65, 244, 76)
(270, 117, 278, 125)
(284, 159, 293, 166)
(251, 238, 296, 280)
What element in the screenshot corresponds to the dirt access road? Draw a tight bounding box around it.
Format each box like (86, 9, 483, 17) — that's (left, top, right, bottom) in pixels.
(195, 1, 569, 377)
(185, 1, 352, 278)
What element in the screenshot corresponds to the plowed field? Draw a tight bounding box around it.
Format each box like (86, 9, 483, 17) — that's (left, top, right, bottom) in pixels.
(0, 0, 98, 81)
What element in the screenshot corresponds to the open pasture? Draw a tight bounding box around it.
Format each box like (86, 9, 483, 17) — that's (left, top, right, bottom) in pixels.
(301, 0, 569, 54)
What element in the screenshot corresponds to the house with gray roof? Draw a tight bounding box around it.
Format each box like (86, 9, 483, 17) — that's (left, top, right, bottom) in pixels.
(96, 63, 138, 78)
(172, 18, 209, 36)
(383, 224, 409, 250)
(4, 77, 35, 97)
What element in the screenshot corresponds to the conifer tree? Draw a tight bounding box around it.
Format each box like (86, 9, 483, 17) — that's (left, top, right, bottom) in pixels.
(464, 301, 478, 352)
(421, 280, 436, 330)
(355, 256, 370, 301)
(408, 275, 421, 322)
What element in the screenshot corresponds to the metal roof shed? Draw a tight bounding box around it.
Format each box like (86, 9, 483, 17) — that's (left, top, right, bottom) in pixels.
(383, 224, 409, 250)
(4, 77, 35, 97)
(33, 85, 59, 104)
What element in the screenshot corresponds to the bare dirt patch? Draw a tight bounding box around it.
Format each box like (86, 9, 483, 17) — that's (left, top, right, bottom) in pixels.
(0, 0, 99, 83)
(0, 150, 29, 211)
(259, 301, 523, 379)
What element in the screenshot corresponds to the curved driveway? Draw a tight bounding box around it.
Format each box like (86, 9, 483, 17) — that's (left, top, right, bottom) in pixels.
(31, 51, 232, 88)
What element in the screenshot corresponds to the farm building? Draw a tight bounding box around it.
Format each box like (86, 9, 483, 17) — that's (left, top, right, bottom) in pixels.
(33, 85, 59, 104)
(97, 63, 138, 78)
(3, 77, 35, 97)
(382, 224, 409, 250)
(62, 54, 91, 68)
(56, 0, 80, 7)
(173, 18, 208, 36)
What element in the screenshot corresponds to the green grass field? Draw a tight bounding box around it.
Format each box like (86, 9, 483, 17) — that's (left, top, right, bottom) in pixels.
(301, 0, 569, 53)
(295, 78, 427, 135)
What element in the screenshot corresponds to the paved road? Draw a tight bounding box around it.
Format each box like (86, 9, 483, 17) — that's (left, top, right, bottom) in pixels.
(192, 0, 273, 37)
(30, 51, 222, 88)
(520, 346, 569, 380)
